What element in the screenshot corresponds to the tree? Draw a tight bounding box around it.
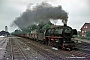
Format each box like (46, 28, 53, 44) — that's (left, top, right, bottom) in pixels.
(86, 31, 90, 37)
(28, 24, 38, 31)
(77, 31, 81, 37)
(42, 24, 50, 30)
(15, 29, 21, 34)
(38, 20, 53, 29)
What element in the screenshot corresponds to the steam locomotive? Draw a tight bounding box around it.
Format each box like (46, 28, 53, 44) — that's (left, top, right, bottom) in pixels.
(44, 25, 77, 50)
(17, 25, 77, 50)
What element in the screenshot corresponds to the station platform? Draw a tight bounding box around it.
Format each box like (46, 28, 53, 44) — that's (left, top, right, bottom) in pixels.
(0, 37, 9, 60)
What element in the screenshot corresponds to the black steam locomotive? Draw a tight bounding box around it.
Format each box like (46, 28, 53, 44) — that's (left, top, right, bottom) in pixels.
(44, 25, 77, 50)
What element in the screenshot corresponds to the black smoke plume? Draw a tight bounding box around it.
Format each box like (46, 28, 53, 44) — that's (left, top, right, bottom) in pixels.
(13, 2, 68, 29)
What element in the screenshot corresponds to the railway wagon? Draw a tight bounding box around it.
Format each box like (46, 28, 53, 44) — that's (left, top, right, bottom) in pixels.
(28, 30, 45, 41)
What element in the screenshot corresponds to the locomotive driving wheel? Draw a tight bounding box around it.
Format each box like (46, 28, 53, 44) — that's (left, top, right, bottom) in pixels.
(48, 39, 54, 46)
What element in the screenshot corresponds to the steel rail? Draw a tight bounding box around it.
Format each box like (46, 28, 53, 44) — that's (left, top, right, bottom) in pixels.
(10, 38, 14, 60)
(19, 38, 68, 60)
(18, 39, 54, 60)
(60, 50, 90, 59)
(10, 38, 28, 60)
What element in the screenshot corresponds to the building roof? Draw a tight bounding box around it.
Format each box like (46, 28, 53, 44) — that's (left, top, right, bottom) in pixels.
(86, 23, 90, 26)
(80, 23, 90, 30)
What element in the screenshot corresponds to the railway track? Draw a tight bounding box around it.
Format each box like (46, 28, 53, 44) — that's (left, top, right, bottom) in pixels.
(18, 38, 71, 60)
(4, 37, 49, 60)
(9, 38, 28, 60)
(4, 37, 89, 60)
(19, 37, 90, 60)
(69, 50, 90, 59)
(31, 41, 90, 60)
(59, 50, 90, 59)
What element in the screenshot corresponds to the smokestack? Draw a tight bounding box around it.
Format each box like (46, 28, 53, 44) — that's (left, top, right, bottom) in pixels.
(5, 26, 8, 32)
(62, 19, 67, 26)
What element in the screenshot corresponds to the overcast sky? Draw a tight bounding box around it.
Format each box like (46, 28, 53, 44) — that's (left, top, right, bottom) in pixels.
(0, 0, 90, 32)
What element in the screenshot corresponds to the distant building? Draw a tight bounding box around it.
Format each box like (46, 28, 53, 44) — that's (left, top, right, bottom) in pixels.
(80, 23, 90, 37)
(0, 31, 7, 36)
